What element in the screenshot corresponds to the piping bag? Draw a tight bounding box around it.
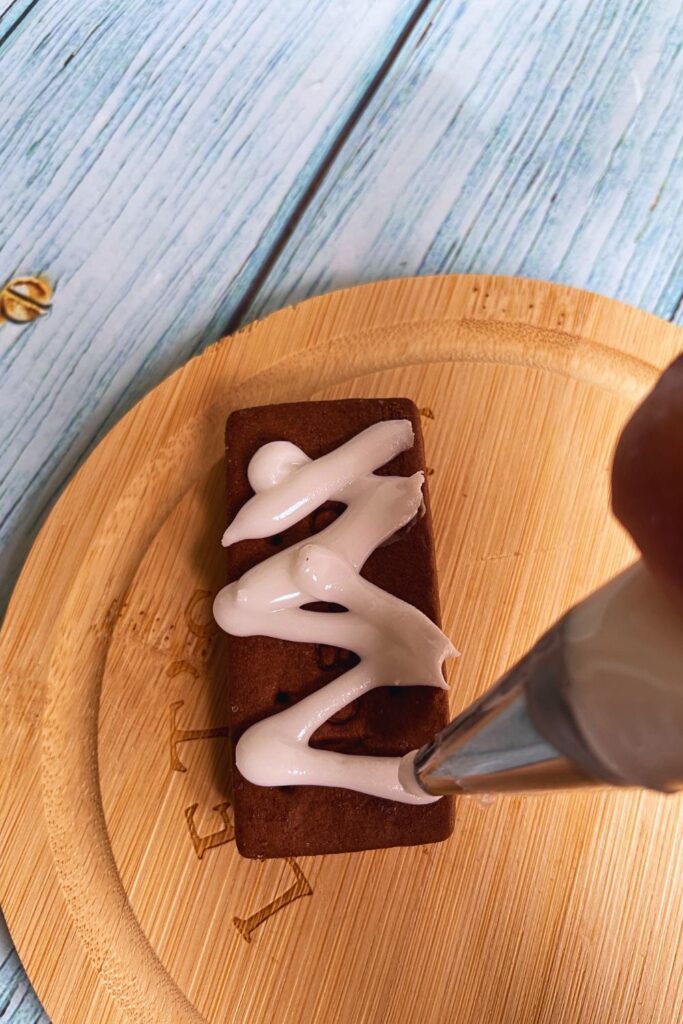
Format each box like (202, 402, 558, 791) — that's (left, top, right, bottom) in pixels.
(400, 355, 683, 800)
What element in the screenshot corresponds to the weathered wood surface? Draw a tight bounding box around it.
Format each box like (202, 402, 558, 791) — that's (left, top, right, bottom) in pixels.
(1, 0, 682, 1020)
(0, 0, 418, 607)
(249, 0, 683, 322)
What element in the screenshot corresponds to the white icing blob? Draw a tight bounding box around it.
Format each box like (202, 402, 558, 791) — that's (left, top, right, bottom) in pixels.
(247, 440, 311, 492)
(214, 418, 457, 804)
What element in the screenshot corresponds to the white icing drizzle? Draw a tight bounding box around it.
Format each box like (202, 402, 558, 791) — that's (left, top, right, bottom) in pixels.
(213, 419, 456, 804)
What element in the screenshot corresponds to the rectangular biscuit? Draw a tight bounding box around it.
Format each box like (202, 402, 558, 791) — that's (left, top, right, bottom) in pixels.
(224, 398, 454, 858)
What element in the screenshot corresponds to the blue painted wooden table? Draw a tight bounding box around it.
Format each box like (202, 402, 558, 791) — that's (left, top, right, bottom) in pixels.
(1, 0, 681, 1019)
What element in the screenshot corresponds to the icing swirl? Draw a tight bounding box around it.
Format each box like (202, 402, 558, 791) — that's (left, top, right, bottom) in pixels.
(214, 419, 456, 804)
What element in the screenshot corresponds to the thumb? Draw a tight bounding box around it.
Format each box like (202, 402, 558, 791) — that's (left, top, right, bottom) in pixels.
(612, 354, 683, 608)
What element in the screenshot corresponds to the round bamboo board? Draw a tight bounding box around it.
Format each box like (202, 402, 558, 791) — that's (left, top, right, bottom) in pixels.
(1, 275, 682, 1024)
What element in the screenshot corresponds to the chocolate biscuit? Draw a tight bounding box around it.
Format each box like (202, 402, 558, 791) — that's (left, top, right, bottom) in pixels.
(224, 399, 454, 858)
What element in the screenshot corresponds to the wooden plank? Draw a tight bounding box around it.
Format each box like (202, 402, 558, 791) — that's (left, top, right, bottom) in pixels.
(0, 0, 419, 609)
(0, 921, 46, 1022)
(0, 0, 39, 47)
(247, 0, 683, 326)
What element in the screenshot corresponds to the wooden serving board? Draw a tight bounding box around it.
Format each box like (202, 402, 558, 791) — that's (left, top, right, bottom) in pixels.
(1, 275, 682, 1024)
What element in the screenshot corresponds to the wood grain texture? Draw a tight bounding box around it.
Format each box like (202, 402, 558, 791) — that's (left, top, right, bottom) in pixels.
(0, 0, 418, 610)
(247, 0, 683, 326)
(1, 276, 682, 1024)
(0, 942, 45, 1023)
(2, 1, 683, 1017)
(0, 0, 40, 48)
(2, 0, 682, 632)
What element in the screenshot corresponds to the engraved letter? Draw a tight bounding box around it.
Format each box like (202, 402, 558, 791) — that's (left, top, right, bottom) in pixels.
(169, 700, 230, 772)
(233, 858, 313, 942)
(185, 589, 220, 638)
(184, 803, 234, 859)
(166, 659, 199, 680)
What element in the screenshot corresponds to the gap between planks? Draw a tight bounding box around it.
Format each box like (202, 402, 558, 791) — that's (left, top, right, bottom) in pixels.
(220, 0, 437, 338)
